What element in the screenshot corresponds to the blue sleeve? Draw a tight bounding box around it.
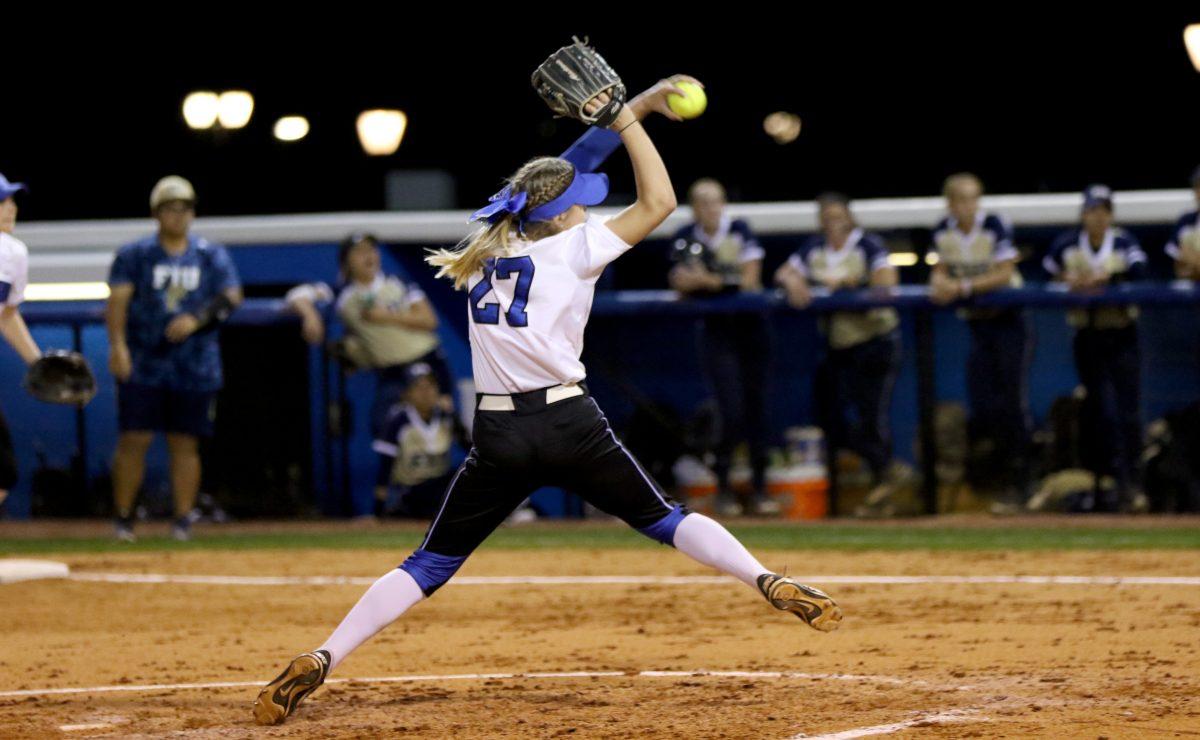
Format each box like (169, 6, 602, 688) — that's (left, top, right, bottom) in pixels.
(860, 234, 892, 272)
(373, 409, 405, 457)
(108, 245, 137, 285)
(210, 245, 241, 293)
(1119, 233, 1148, 281)
(559, 128, 623, 173)
(1042, 232, 1072, 277)
(731, 220, 765, 262)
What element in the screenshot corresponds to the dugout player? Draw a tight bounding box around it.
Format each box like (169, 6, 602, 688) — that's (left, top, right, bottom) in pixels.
(668, 179, 778, 517)
(1166, 166, 1200, 280)
(285, 232, 451, 432)
(774, 193, 901, 503)
(254, 69, 841, 726)
(928, 173, 1032, 509)
(106, 176, 242, 542)
(0, 173, 43, 509)
(372, 362, 462, 518)
(1044, 185, 1148, 512)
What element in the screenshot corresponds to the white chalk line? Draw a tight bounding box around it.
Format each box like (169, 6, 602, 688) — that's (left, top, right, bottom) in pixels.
(66, 572, 1200, 587)
(0, 669, 932, 700)
(789, 708, 987, 739)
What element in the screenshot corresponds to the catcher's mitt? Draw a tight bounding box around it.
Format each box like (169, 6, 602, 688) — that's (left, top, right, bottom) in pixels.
(24, 350, 98, 406)
(531, 37, 626, 128)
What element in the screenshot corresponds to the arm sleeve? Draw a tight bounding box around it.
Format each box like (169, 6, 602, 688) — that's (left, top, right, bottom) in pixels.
(1119, 234, 1148, 281)
(1042, 235, 1068, 277)
(733, 220, 766, 263)
(0, 238, 28, 306)
(1165, 215, 1188, 260)
(785, 244, 809, 276)
(372, 411, 402, 459)
(567, 215, 637, 280)
(861, 234, 893, 273)
(107, 245, 136, 286)
(400, 281, 427, 308)
(989, 214, 1018, 263)
(210, 245, 241, 293)
(559, 127, 623, 173)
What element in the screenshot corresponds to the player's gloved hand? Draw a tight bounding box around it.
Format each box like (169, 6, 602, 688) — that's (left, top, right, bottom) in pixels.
(24, 350, 98, 405)
(109, 342, 133, 382)
(629, 76, 704, 123)
(165, 313, 201, 343)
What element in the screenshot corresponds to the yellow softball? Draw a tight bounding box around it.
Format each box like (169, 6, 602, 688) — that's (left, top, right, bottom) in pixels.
(667, 82, 707, 119)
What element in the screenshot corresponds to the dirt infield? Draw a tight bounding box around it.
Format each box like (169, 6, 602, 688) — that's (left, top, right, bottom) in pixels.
(2, 545, 1200, 738)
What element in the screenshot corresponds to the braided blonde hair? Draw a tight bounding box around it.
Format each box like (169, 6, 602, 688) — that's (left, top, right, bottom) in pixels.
(427, 157, 576, 289)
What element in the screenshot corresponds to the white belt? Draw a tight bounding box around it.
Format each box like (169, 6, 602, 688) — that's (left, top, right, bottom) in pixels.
(478, 383, 584, 411)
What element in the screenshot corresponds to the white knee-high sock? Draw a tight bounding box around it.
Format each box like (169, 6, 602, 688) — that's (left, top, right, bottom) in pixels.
(672, 513, 770, 588)
(317, 568, 425, 671)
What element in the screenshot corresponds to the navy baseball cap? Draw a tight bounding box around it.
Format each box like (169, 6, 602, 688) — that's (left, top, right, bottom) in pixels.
(1082, 184, 1113, 211)
(403, 362, 437, 389)
(0, 172, 27, 200)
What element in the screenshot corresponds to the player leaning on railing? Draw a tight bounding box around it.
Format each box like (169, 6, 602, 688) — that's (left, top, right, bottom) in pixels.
(1166, 166, 1200, 281)
(252, 39, 842, 726)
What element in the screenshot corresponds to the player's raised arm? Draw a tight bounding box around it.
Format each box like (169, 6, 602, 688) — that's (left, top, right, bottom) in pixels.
(602, 101, 677, 246)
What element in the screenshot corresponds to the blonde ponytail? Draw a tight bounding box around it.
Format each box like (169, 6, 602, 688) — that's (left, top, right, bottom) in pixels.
(425, 157, 575, 290)
(427, 217, 514, 290)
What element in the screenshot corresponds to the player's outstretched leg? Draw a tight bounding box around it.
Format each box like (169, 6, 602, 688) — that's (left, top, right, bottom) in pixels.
(668, 511, 843, 632)
(253, 449, 527, 725)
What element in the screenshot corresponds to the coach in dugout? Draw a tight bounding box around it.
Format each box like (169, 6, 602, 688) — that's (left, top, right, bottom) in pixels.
(106, 176, 242, 542)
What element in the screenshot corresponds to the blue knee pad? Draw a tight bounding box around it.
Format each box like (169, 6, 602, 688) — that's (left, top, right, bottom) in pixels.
(399, 549, 467, 596)
(637, 506, 689, 547)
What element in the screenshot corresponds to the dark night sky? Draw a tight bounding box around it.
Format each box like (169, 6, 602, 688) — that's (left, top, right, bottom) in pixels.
(4, 12, 1198, 221)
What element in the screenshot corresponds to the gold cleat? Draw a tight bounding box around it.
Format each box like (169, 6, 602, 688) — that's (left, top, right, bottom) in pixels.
(252, 650, 331, 726)
(757, 574, 843, 632)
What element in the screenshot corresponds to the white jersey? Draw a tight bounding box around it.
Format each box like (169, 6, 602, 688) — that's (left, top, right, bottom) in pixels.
(0, 232, 30, 306)
(467, 214, 632, 393)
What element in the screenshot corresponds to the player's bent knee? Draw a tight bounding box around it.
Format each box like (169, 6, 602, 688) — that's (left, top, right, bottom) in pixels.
(636, 506, 689, 547)
(398, 549, 468, 596)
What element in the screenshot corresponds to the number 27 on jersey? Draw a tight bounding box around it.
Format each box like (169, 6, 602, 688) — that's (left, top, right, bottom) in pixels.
(469, 256, 535, 327)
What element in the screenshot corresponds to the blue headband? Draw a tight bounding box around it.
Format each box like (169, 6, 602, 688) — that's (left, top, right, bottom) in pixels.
(468, 169, 610, 227)
(470, 188, 528, 224)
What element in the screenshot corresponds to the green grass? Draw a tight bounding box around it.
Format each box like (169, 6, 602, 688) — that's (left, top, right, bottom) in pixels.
(1, 523, 1198, 555)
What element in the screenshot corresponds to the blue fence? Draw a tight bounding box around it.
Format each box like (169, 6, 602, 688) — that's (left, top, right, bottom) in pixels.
(7, 276, 1200, 518)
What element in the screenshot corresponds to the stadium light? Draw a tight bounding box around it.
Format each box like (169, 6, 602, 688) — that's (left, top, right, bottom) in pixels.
(763, 112, 802, 145)
(1186, 24, 1200, 72)
(357, 110, 408, 156)
(217, 91, 255, 129)
(888, 252, 920, 267)
(273, 116, 310, 142)
(182, 92, 220, 130)
(925, 252, 940, 266)
(24, 282, 111, 301)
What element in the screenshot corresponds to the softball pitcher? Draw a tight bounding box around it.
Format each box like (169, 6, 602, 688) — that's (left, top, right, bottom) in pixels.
(253, 43, 841, 726)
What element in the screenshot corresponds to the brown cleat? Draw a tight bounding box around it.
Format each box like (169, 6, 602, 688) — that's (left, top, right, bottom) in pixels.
(252, 650, 331, 725)
(757, 574, 843, 632)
